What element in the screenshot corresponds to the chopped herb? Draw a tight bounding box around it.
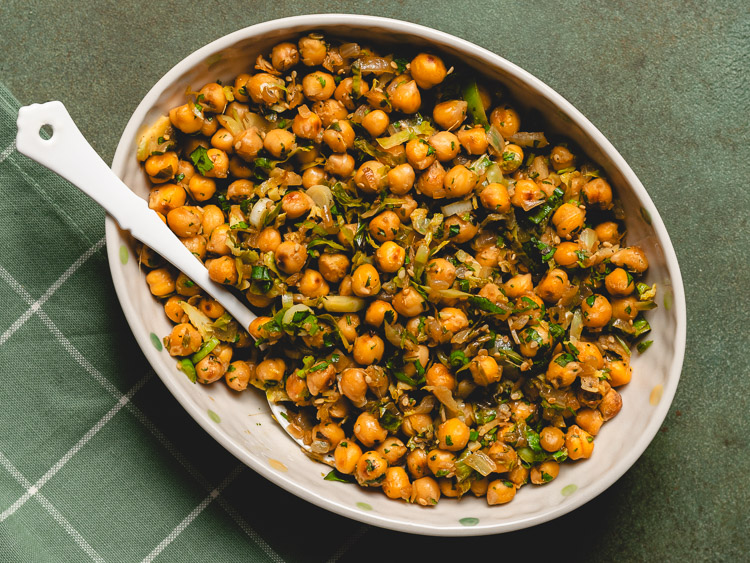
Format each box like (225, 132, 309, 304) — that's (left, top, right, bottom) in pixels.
(324, 469, 354, 483)
(189, 146, 214, 175)
(637, 340, 654, 354)
(585, 295, 597, 307)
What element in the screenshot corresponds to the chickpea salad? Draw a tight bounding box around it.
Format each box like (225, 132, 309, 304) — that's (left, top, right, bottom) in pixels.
(136, 34, 656, 507)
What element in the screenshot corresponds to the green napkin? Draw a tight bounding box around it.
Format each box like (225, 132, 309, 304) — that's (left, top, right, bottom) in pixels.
(0, 83, 366, 562)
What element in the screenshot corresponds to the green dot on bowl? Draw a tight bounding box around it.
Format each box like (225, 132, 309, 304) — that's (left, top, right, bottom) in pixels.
(356, 502, 372, 511)
(149, 332, 163, 351)
(208, 409, 221, 423)
(119, 245, 129, 265)
(459, 517, 479, 526)
(561, 484, 578, 497)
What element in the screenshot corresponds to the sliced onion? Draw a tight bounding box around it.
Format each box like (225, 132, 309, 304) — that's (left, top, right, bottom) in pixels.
(358, 56, 391, 74)
(306, 184, 334, 209)
(579, 228, 598, 253)
(487, 125, 505, 154)
(320, 296, 366, 313)
(282, 304, 313, 326)
(249, 197, 272, 228)
(508, 131, 549, 148)
(570, 309, 583, 342)
(216, 114, 243, 136)
(281, 292, 293, 309)
(339, 42, 361, 58)
(520, 197, 546, 212)
(463, 451, 497, 477)
(441, 200, 473, 218)
(241, 111, 272, 133)
(425, 386, 466, 420)
(530, 155, 549, 180)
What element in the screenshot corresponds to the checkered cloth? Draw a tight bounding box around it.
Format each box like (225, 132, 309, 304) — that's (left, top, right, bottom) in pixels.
(0, 83, 370, 562)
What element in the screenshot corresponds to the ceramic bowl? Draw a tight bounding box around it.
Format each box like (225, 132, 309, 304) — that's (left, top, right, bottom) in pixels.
(106, 14, 686, 536)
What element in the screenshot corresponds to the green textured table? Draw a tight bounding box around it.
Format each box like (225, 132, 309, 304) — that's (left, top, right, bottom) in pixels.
(1, 1, 748, 561)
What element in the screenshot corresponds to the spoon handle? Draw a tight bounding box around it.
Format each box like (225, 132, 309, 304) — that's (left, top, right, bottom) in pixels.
(16, 101, 255, 331)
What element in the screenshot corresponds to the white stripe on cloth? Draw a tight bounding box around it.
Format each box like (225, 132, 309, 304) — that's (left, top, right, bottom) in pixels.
(0, 140, 15, 165)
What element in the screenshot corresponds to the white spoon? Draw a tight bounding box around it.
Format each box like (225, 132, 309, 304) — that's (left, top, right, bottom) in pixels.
(16, 101, 319, 457)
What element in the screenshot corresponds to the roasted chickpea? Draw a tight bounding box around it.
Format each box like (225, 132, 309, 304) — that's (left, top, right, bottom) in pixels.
(312, 99, 348, 127)
(337, 314, 360, 344)
(479, 182, 511, 213)
(611, 296, 639, 322)
(164, 296, 188, 323)
(475, 246, 501, 268)
(167, 206, 203, 238)
(353, 412, 388, 448)
(302, 71, 335, 101)
(339, 367, 368, 407)
(325, 153, 356, 177)
(334, 439, 363, 474)
(471, 478, 490, 497)
(488, 441, 518, 471)
(263, 128, 296, 159)
(197, 82, 227, 113)
(195, 353, 225, 384)
(394, 195, 418, 223)
(208, 255, 238, 285)
(187, 175, 216, 202)
(519, 322, 551, 357)
(416, 160, 447, 198)
(351, 264, 381, 297)
(611, 246, 649, 273)
(145, 151, 179, 183)
(433, 100, 467, 131)
(487, 479, 516, 505)
(406, 448, 429, 479)
(536, 268, 570, 303)
(443, 164, 478, 198)
(426, 131, 458, 162)
(355, 451, 388, 486)
(383, 467, 412, 501)
(338, 275, 354, 296)
(511, 178, 545, 209)
(247, 73, 285, 105)
(302, 166, 326, 189)
(581, 294, 613, 328)
(224, 360, 252, 392)
(390, 79, 421, 113)
(333, 76, 370, 110)
(226, 179, 253, 201)
(565, 424, 594, 460)
(552, 203, 586, 239)
(274, 241, 308, 274)
(409, 53, 447, 89)
(576, 408, 604, 436)
(583, 178, 613, 209)
(425, 258, 456, 290)
(469, 355, 501, 386)
(361, 109, 389, 137)
(607, 359, 632, 387)
(353, 333, 385, 365)
(248, 316, 280, 341)
(318, 253, 350, 283)
(234, 127, 264, 161)
(392, 287, 427, 317)
(255, 227, 281, 253)
(387, 163, 415, 195)
(554, 241, 580, 267)
(490, 105, 521, 138)
(605, 268, 635, 296)
(298, 35, 327, 66)
(405, 138, 436, 171)
(546, 353, 583, 388)
(198, 297, 225, 320)
(286, 372, 311, 405)
(504, 273, 533, 298)
(165, 323, 202, 356)
(444, 214, 477, 243)
(323, 119, 356, 153)
(576, 341, 605, 369)
(531, 461, 560, 485)
(354, 160, 388, 194)
(148, 184, 186, 215)
(310, 421, 345, 452)
(595, 221, 622, 245)
(402, 414, 434, 439)
(298, 269, 330, 298)
(145, 267, 175, 297)
(169, 103, 203, 134)
(375, 241, 406, 273)
(425, 363, 456, 391)
(365, 300, 397, 328)
(540, 426, 565, 452)
(438, 308, 469, 337)
(293, 108, 322, 139)
(550, 145, 575, 171)
(456, 126, 488, 155)
(206, 224, 231, 256)
(369, 211, 401, 243)
(271, 41, 299, 71)
(437, 419, 470, 452)
(425, 449, 456, 478)
(500, 144, 524, 173)
(409, 476, 440, 506)
(599, 388, 623, 421)
(281, 191, 313, 220)
(375, 437, 407, 466)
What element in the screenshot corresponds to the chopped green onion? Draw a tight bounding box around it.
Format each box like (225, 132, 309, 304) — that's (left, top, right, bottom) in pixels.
(179, 358, 197, 383)
(191, 337, 220, 364)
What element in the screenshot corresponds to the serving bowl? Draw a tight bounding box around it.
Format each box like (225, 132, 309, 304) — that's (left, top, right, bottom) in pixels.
(106, 14, 686, 536)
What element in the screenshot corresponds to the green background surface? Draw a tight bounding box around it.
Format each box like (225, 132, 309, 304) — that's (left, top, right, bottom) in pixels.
(1, 1, 748, 561)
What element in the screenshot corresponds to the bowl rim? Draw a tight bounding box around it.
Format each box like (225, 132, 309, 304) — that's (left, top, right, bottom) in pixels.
(106, 13, 687, 536)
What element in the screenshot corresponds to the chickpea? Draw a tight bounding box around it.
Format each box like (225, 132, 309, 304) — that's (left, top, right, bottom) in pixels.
(550, 145, 575, 171)
(301, 71, 335, 102)
(599, 387, 623, 421)
(394, 195, 418, 223)
(246, 293, 273, 308)
(436, 419, 470, 452)
(375, 241, 406, 273)
(337, 314, 360, 344)
(374, 438, 407, 466)
(469, 355, 502, 386)
(169, 103, 203, 134)
(167, 206, 203, 238)
(334, 77, 370, 110)
(197, 82, 227, 113)
(530, 461, 560, 485)
(307, 362, 336, 396)
(456, 127, 488, 155)
(194, 353, 225, 384)
(165, 323, 202, 356)
(402, 414, 434, 439)
(334, 440, 363, 474)
(428, 131, 459, 162)
(425, 363, 456, 391)
(490, 105, 521, 138)
(226, 179, 253, 201)
(406, 449, 429, 479)
(274, 241, 308, 274)
(405, 138, 436, 171)
(438, 308, 469, 337)
(311, 421, 345, 452)
(271, 41, 299, 71)
(361, 109, 389, 137)
(145, 267, 174, 297)
(540, 426, 565, 452)
(302, 166, 326, 188)
(338, 275, 354, 296)
(565, 424, 595, 460)
(507, 465, 529, 487)
(576, 408, 604, 436)
(228, 156, 253, 178)
(581, 294, 612, 328)
(148, 184, 186, 215)
(246, 73, 284, 105)
(206, 224, 231, 256)
(443, 164, 478, 198)
(536, 268, 570, 303)
(339, 367, 368, 407)
(554, 241, 580, 267)
(198, 297, 225, 320)
(355, 451, 388, 487)
(425, 258, 456, 290)
(500, 144, 524, 173)
(208, 255, 238, 285)
(187, 175, 216, 202)
(552, 203, 586, 239)
(199, 205, 223, 238)
(366, 211, 399, 243)
(279, 191, 311, 220)
(479, 182, 511, 213)
(322, 120, 355, 152)
(145, 152, 179, 183)
(234, 127, 264, 161)
(224, 360, 252, 392)
(611, 246, 649, 273)
(511, 178, 545, 209)
(504, 273, 533, 298)
(611, 296, 639, 322)
(351, 264, 381, 297)
(433, 100, 467, 131)
(488, 440, 518, 471)
(392, 287, 427, 317)
(444, 215, 477, 243)
(298, 35, 327, 66)
(604, 268, 634, 296)
(312, 99, 348, 127)
(390, 79, 421, 113)
(354, 160, 388, 194)
(164, 296, 188, 323)
(595, 221, 622, 245)
(353, 333, 385, 365)
(263, 129, 296, 159)
(248, 316, 280, 341)
(583, 178, 613, 209)
(475, 246, 501, 268)
(383, 467, 412, 501)
(325, 153, 356, 177)
(576, 341, 605, 369)
(423, 449, 454, 479)
(298, 269, 330, 298)
(365, 300, 397, 327)
(316, 253, 349, 283)
(293, 109, 322, 139)
(285, 373, 310, 405)
(486, 479, 517, 505)
(251, 228, 279, 254)
(233, 73, 251, 102)
(409, 53, 447, 89)
(387, 163, 415, 195)
(519, 322, 551, 357)
(416, 160, 447, 199)
(546, 353, 582, 388)
(607, 359, 632, 387)
(478, 283, 510, 313)
(351, 413, 387, 448)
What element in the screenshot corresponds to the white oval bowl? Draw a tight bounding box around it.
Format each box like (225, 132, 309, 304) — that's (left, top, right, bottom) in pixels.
(106, 14, 686, 536)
